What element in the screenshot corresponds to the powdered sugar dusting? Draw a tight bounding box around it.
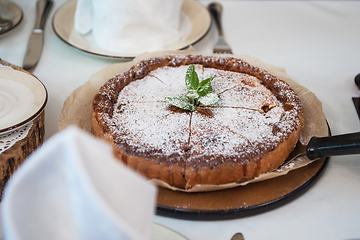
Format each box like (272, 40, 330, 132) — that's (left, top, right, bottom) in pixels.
(110, 102, 190, 159)
(116, 65, 204, 104)
(218, 85, 280, 110)
(189, 107, 286, 165)
(189, 108, 251, 160)
(203, 68, 261, 93)
(203, 68, 281, 111)
(107, 64, 299, 164)
(151, 65, 203, 86)
(116, 75, 170, 104)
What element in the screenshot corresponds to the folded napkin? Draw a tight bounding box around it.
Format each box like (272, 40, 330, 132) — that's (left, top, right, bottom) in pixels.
(74, 0, 184, 54)
(1, 126, 158, 240)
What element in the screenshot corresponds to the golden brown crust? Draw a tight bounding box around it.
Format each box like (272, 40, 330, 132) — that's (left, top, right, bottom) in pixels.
(92, 54, 305, 190)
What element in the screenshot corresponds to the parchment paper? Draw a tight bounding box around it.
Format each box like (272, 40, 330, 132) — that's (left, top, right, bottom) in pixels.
(59, 48, 328, 192)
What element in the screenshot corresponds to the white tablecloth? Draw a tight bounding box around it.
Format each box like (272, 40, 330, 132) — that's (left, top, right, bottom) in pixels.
(1, 0, 360, 239)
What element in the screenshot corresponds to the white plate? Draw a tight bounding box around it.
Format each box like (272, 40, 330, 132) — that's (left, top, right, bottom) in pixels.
(0, 1, 23, 35)
(0, 67, 47, 134)
(52, 0, 211, 60)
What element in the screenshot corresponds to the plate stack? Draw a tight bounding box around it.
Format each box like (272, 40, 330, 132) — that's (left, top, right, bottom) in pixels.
(0, 60, 47, 198)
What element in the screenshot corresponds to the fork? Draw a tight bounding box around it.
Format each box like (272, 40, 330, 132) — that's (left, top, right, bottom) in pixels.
(208, 2, 233, 54)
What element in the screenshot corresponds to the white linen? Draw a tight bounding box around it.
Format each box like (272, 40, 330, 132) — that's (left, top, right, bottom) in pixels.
(1, 126, 157, 240)
(74, 0, 184, 54)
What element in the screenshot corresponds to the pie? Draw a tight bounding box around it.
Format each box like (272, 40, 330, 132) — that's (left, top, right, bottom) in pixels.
(92, 55, 305, 190)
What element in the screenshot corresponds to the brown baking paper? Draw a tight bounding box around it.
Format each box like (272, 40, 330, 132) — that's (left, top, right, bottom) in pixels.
(59, 48, 328, 192)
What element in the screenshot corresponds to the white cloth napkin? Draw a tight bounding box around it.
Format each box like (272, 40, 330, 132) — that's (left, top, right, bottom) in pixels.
(1, 126, 158, 240)
(74, 0, 184, 54)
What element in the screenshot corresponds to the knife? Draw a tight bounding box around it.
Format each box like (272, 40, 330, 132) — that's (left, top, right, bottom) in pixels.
(22, 0, 52, 72)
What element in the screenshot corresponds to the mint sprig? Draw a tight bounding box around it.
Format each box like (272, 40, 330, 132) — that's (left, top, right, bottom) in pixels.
(164, 95, 197, 112)
(165, 64, 219, 112)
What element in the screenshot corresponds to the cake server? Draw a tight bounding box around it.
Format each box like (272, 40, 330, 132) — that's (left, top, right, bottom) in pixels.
(289, 132, 360, 161)
(22, 0, 52, 72)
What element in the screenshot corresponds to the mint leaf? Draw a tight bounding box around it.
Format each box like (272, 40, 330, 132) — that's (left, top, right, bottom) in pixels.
(185, 64, 199, 91)
(198, 76, 215, 97)
(165, 65, 219, 112)
(165, 96, 197, 112)
(186, 89, 199, 100)
(199, 92, 220, 105)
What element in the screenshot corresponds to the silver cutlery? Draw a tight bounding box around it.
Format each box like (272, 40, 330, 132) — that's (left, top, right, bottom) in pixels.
(22, 0, 52, 72)
(208, 2, 233, 54)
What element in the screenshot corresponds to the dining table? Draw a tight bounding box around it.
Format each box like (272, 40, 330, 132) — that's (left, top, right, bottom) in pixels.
(1, 0, 360, 239)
